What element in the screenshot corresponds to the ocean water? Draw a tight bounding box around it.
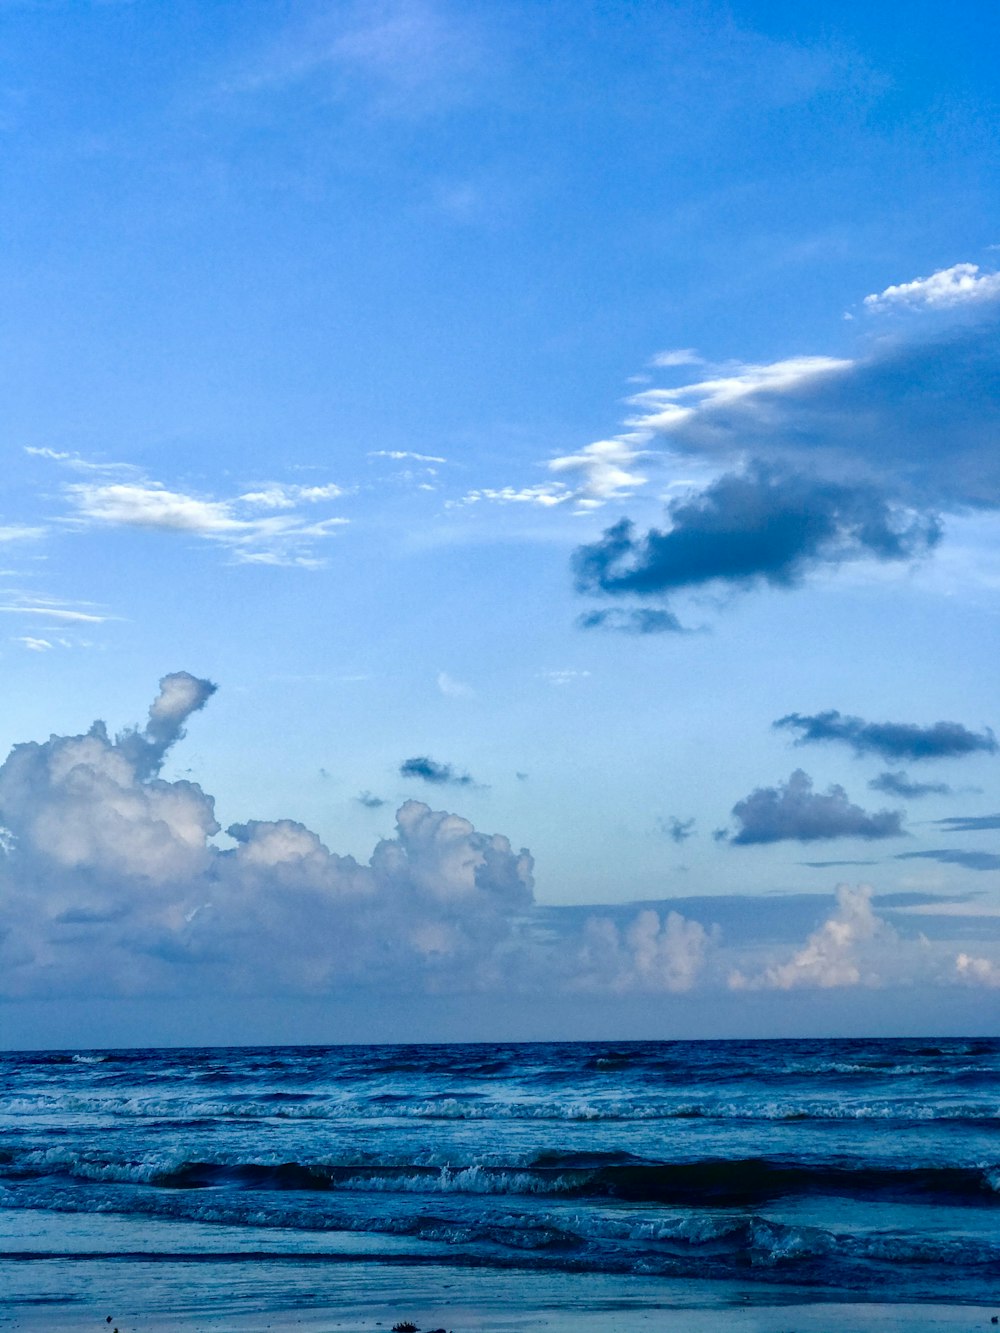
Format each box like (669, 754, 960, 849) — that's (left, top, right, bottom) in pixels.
(1, 1038, 998, 1313)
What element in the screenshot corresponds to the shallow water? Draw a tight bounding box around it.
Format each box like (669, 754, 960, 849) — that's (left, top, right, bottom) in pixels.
(1, 1038, 998, 1308)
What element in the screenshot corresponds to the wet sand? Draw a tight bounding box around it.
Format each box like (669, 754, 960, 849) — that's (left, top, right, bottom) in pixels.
(2, 1258, 997, 1333)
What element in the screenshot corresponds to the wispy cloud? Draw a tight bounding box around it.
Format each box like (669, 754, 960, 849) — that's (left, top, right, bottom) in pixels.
(24, 446, 139, 476)
(650, 348, 704, 368)
(626, 356, 851, 433)
(537, 669, 591, 687)
(437, 671, 475, 699)
(369, 450, 447, 464)
(896, 849, 1000, 872)
(226, 0, 489, 117)
(62, 478, 347, 567)
(0, 524, 46, 543)
(0, 596, 110, 624)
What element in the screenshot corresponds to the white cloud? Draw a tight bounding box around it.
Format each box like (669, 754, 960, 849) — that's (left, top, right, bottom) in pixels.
(546, 437, 648, 508)
(2, 679, 992, 1005)
(863, 263, 1000, 313)
(24, 446, 138, 476)
(437, 671, 475, 699)
(955, 952, 1000, 987)
(459, 484, 571, 508)
(64, 480, 348, 567)
(571, 909, 713, 993)
(0, 673, 535, 999)
(538, 669, 591, 687)
(729, 885, 889, 990)
(0, 525, 45, 543)
(627, 356, 852, 432)
(459, 437, 648, 514)
(15, 637, 52, 652)
(0, 601, 109, 624)
(650, 348, 703, 368)
(369, 450, 447, 464)
(239, 482, 344, 509)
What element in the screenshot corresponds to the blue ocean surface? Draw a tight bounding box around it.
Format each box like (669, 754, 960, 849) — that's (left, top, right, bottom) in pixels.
(1, 1038, 998, 1309)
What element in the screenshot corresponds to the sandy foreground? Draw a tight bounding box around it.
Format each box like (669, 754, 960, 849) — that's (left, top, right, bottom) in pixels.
(1, 1258, 998, 1333)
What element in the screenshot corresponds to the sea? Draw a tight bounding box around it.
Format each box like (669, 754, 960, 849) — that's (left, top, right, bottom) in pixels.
(1, 1038, 998, 1323)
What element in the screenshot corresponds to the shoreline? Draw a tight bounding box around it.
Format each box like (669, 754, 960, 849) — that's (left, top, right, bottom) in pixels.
(2, 1258, 997, 1333)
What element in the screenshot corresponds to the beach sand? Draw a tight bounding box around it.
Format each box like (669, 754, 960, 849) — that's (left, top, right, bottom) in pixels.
(2, 1258, 997, 1332)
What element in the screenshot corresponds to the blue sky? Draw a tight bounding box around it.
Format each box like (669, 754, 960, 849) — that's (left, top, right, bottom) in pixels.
(1, 0, 999, 1047)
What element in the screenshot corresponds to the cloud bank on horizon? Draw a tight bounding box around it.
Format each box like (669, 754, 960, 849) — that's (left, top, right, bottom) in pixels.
(0, 675, 995, 1007)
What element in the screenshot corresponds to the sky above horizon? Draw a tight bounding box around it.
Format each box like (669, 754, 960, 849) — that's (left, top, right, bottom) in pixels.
(1, 0, 999, 1047)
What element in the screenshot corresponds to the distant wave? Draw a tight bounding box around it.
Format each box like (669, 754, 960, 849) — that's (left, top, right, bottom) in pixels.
(5, 1150, 998, 1206)
(4, 1092, 997, 1124)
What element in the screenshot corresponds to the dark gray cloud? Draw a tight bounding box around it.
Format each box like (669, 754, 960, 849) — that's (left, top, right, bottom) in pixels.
(869, 771, 954, 798)
(661, 816, 696, 844)
(775, 710, 997, 762)
(356, 791, 387, 809)
(800, 859, 879, 867)
(896, 849, 1000, 871)
(400, 756, 474, 787)
(574, 466, 939, 614)
(935, 813, 1000, 832)
(577, 607, 685, 634)
(646, 316, 1000, 511)
(729, 769, 905, 845)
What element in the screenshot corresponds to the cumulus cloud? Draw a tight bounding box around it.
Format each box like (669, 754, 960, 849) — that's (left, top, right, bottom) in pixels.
(1, 678, 992, 1006)
(774, 710, 997, 762)
(955, 952, 1000, 987)
(863, 263, 1000, 313)
(0, 677, 533, 998)
(869, 771, 953, 798)
(399, 755, 475, 787)
(571, 908, 713, 993)
(730, 885, 888, 990)
(574, 467, 937, 621)
(729, 769, 904, 845)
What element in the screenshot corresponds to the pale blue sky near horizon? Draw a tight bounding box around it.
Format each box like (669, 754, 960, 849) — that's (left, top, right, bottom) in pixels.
(1, 0, 999, 1046)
